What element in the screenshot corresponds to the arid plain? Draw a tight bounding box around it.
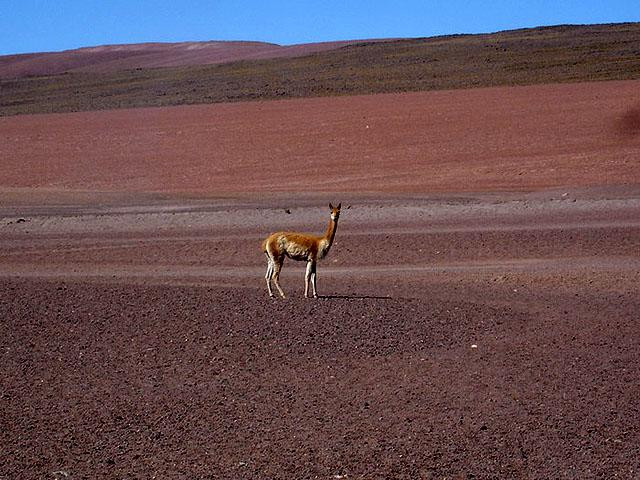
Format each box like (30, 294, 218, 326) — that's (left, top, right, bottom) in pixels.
(2, 78, 640, 478)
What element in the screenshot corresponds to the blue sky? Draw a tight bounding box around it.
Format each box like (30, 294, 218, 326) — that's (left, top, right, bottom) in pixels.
(1, 0, 638, 55)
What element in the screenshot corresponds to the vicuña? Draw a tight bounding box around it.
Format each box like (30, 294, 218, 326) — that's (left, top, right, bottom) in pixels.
(262, 203, 341, 298)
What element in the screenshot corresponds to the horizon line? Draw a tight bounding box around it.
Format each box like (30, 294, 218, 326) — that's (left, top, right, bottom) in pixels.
(2, 20, 637, 57)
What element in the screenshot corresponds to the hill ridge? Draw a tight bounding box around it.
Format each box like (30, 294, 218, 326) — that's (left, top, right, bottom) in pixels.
(1, 22, 639, 116)
(0, 39, 389, 79)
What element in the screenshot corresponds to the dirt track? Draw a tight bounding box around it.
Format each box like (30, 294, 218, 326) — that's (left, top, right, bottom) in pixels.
(1, 82, 640, 478)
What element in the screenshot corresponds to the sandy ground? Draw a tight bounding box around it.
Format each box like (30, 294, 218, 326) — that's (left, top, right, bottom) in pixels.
(1, 82, 640, 478)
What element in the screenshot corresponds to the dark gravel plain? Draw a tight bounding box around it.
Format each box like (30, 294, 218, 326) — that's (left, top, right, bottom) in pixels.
(2, 194, 639, 479)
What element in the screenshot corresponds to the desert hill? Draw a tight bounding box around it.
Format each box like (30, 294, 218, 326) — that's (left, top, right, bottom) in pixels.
(2, 22, 640, 116)
(0, 39, 386, 78)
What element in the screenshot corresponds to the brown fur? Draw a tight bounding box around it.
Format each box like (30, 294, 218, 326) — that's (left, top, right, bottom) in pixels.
(262, 203, 341, 298)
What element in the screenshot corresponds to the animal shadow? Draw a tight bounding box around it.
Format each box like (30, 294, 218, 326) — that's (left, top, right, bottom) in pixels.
(317, 294, 393, 300)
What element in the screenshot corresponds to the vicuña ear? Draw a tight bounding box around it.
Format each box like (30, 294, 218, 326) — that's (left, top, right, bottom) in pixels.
(329, 203, 334, 210)
(337, 203, 341, 210)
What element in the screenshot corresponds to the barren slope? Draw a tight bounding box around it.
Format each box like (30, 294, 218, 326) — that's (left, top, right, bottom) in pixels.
(2, 23, 639, 115)
(1, 80, 639, 196)
(0, 40, 384, 78)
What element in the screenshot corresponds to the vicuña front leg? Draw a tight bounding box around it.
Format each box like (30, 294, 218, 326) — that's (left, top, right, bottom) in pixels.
(305, 260, 318, 298)
(310, 261, 318, 298)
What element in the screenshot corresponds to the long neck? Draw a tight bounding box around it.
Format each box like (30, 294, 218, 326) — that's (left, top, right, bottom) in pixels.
(318, 216, 338, 258)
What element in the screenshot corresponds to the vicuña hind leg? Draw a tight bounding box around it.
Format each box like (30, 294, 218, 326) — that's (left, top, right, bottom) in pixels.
(264, 254, 275, 297)
(272, 257, 286, 298)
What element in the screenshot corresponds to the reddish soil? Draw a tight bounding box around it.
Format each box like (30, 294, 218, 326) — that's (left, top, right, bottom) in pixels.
(2, 80, 639, 194)
(1, 81, 640, 478)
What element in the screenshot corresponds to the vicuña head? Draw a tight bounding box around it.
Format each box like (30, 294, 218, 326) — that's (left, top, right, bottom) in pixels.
(262, 203, 341, 298)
